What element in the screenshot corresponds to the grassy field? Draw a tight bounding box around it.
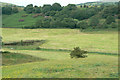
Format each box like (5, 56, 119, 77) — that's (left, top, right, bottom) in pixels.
(2, 28, 118, 78)
(2, 28, 118, 53)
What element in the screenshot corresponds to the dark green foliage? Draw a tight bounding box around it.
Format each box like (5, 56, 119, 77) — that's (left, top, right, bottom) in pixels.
(45, 11, 56, 16)
(34, 6, 41, 13)
(2, 6, 12, 15)
(35, 17, 77, 28)
(71, 8, 96, 20)
(42, 4, 52, 13)
(50, 19, 63, 28)
(106, 16, 115, 24)
(36, 47, 41, 50)
(2, 51, 11, 53)
(89, 17, 99, 28)
(42, 18, 52, 28)
(12, 7, 19, 13)
(35, 18, 52, 28)
(65, 4, 77, 10)
(77, 21, 89, 30)
(101, 5, 118, 18)
(61, 18, 77, 28)
(2, 2, 119, 30)
(52, 3, 62, 11)
(25, 4, 34, 14)
(70, 47, 87, 58)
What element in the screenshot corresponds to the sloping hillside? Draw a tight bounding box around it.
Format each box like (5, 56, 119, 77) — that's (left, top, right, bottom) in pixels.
(77, 2, 118, 6)
(2, 11, 44, 28)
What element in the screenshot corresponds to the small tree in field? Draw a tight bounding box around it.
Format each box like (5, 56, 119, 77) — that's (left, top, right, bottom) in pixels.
(70, 47, 87, 58)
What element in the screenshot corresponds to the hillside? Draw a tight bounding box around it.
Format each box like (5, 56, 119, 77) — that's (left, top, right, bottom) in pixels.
(2, 1, 119, 29)
(77, 1, 118, 6)
(2, 11, 43, 28)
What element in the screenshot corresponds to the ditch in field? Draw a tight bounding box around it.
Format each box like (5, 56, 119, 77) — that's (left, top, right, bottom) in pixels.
(2, 39, 117, 56)
(2, 40, 47, 50)
(2, 51, 47, 66)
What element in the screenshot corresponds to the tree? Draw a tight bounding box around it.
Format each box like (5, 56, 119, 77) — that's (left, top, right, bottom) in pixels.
(45, 11, 56, 16)
(36, 19, 43, 28)
(77, 21, 88, 30)
(89, 17, 99, 28)
(84, 5, 86, 8)
(36, 18, 52, 28)
(25, 4, 34, 14)
(42, 4, 52, 13)
(61, 18, 77, 28)
(71, 8, 96, 20)
(12, 7, 19, 13)
(2, 6, 12, 15)
(70, 47, 87, 58)
(65, 4, 77, 10)
(50, 19, 63, 28)
(52, 3, 62, 11)
(106, 16, 115, 24)
(34, 6, 41, 13)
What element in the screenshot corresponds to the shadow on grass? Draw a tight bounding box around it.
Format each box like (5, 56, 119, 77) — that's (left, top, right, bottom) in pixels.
(2, 51, 47, 66)
(36, 48, 118, 56)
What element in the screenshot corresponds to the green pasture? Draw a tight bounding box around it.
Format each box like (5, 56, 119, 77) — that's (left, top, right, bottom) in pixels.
(2, 28, 118, 78)
(2, 28, 118, 53)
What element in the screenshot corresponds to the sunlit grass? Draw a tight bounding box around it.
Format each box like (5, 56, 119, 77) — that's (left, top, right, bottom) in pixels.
(2, 28, 118, 78)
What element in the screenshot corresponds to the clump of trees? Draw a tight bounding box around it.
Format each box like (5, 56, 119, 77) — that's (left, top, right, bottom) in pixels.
(2, 6, 19, 15)
(2, 1, 119, 29)
(70, 47, 87, 58)
(77, 21, 89, 30)
(89, 17, 99, 29)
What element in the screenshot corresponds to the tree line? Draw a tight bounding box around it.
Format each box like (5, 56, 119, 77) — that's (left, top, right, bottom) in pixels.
(2, 6, 19, 15)
(2, 2, 120, 29)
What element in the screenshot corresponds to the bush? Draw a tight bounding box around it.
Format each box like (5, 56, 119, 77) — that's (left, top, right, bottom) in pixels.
(77, 21, 89, 30)
(106, 16, 115, 24)
(70, 47, 87, 58)
(2, 51, 11, 53)
(36, 47, 41, 50)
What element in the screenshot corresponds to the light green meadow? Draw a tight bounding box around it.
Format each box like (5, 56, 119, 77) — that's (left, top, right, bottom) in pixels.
(2, 28, 118, 78)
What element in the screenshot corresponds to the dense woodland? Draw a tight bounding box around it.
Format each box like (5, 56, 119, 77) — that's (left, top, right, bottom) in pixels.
(2, 1, 120, 29)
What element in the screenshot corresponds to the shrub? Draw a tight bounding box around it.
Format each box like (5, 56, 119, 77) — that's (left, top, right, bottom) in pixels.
(77, 21, 89, 30)
(70, 47, 87, 58)
(2, 51, 11, 53)
(36, 47, 41, 50)
(106, 16, 115, 24)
